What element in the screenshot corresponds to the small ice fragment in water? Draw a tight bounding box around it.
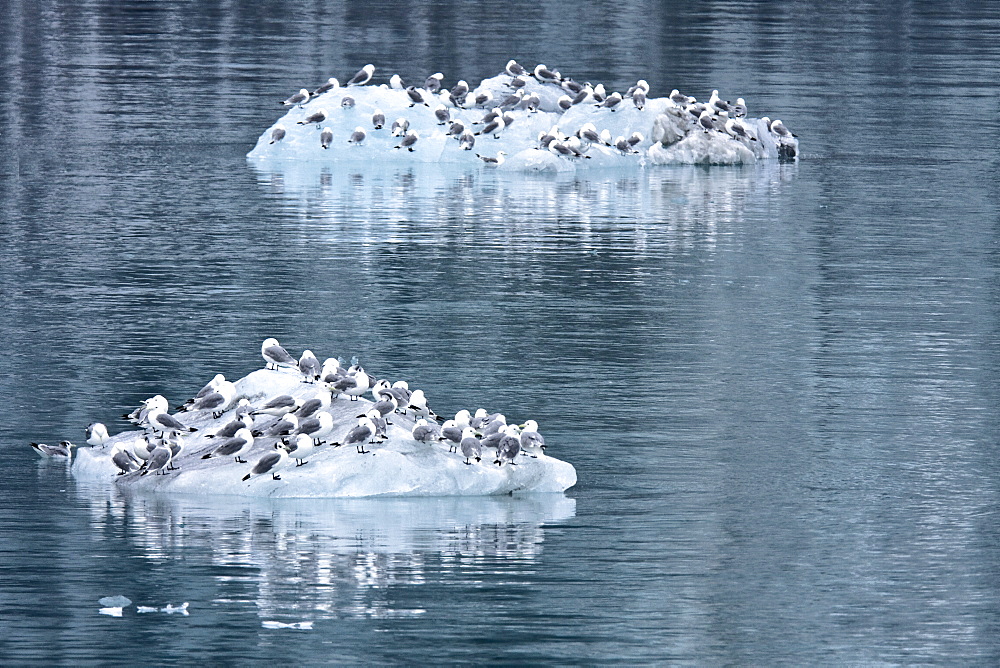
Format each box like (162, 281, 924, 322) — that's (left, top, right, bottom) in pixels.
(262, 621, 313, 630)
(137, 606, 158, 613)
(162, 602, 189, 615)
(99, 607, 123, 617)
(99, 595, 132, 608)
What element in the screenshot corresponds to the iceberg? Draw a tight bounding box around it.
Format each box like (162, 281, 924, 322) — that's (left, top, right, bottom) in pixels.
(72, 367, 577, 498)
(248, 65, 799, 170)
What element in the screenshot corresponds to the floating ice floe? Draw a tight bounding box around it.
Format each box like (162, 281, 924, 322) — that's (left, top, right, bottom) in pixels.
(248, 60, 798, 171)
(262, 621, 313, 630)
(70, 340, 576, 498)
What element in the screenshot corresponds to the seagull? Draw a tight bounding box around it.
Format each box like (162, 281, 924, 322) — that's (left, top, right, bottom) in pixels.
(347, 64, 374, 86)
(184, 381, 235, 419)
(627, 131, 644, 147)
(592, 84, 607, 102)
(698, 111, 716, 133)
(131, 435, 153, 462)
(450, 80, 469, 103)
(518, 419, 546, 457)
(439, 420, 463, 452)
(372, 109, 385, 129)
(365, 393, 397, 420)
(320, 126, 333, 149)
(632, 89, 646, 110)
(770, 119, 795, 138)
(146, 409, 196, 435)
(411, 419, 440, 444)
(615, 136, 636, 154)
(29, 441, 76, 458)
(405, 86, 427, 107)
(424, 72, 444, 93)
(261, 338, 296, 370)
(292, 391, 331, 419)
(578, 123, 601, 144)
(202, 428, 255, 463)
(389, 74, 404, 90)
(495, 426, 522, 466)
(281, 88, 310, 107)
(242, 445, 290, 481)
(473, 90, 493, 107)
(460, 428, 482, 464)
(312, 77, 340, 96)
(446, 120, 465, 137)
(557, 95, 573, 111)
(341, 96, 355, 108)
(286, 433, 315, 466)
(434, 104, 450, 125)
(141, 445, 172, 476)
(470, 408, 490, 430)
(347, 126, 366, 145)
(111, 443, 139, 474)
(251, 394, 298, 417)
(86, 422, 109, 447)
(206, 414, 254, 439)
(407, 389, 434, 419)
(732, 97, 747, 118)
(297, 108, 327, 127)
(294, 411, 335, 445)
(479, 413, 507, 437)
(165, 434, 185, 470)
(533, 63, 561, 83)
(459, 131, 475, 151)
(365, 409, 388, 440)
(343, 417, 376, 454)
(344, 368, 372, 400)
(709, 90, 730, 113)
(505, 59, 526, 77)
(179, 373, 224, 409)
(253, 413, 298, 439)
(390, 117, 409, 137)
(475, 116, 505, 138)
(597, 92, 622, 111)
(477, 151, 507, 166)
(497, 89, 524, 110)
(669, 89, 693, 105)
(269, 125, 286, 144)
(394, 131, 418, 152)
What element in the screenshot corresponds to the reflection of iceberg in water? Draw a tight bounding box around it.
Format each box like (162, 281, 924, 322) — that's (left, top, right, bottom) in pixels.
(250, 160, 798, 250)
(79, 483, 574, 621)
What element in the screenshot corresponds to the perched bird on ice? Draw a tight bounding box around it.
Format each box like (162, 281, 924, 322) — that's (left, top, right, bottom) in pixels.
(242, 444, 289, 481)
(86, 422, 109, 447)
(346, 64, 374, 86)
(281, 89, 310, 107)
(201, 428, 254, 463)
(261, 338, 296, 370)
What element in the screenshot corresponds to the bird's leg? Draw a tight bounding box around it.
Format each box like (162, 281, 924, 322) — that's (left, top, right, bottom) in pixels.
(272, 474, 281, 480)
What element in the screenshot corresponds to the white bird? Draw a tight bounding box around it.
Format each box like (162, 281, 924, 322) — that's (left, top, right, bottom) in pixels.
(495, 426, 522, 466)
(124, 394, 167, 424)
(298, 350, 321, 381)
(343, 417, 376, 453)
(29, 441, 75, 458)
(533, 63, 561, 83)
(346, 63, 374, 86)
(475, 116, 505, 138)
(453, 409, 472, 430)
(297, 108, 327, 127)
(146, 409, 196, 435)
(389, 74, 404, 90)
(459, 428, 482, 465)
(439, 420, 463, 452)
(202, 428, 255, 463)
(261, 338, 296, 369)
(407, 389, 433, 419)
(732, 97, 747, 118)
(434, 104, 450, 125)
(394, 131, 419, 152)
(470, 409, 490, 430)
(405, 86, 426, 107)
(505, 59, 526, 77)
(320, 127, 334, 149)
(627, 131, 644, 147)
(342, 368, 371, 400)
(141, 445, 172, 476)
(424, 72, 444, 92)
(207, 414, 253, 439)
(132, 436, 153, 462)
(251, 394, 299, 417)
(390, 117, 409, 137)
(292, 391, 331, 419)
(111, 442, 139, 474)
(518, 419, 546, 457)
(269, 125, 286, 144)
(372, 109, 385, 129)
(281, 88, 310, 107)
(294, 411, 334, 445)
(86, 422, 109, 447)
(312, 77, 340, 96)
(242, 445, 289, 481)
(348, 126, 366, 144)
(557, 95, 573, 111)
(459, 131, 475, 151)
(341, 95, 355, 108)
(411, 419, 440, 444)
(255, 413, 298, 439)
(477, 151, 507, 166)
(286, 433, 315, 466)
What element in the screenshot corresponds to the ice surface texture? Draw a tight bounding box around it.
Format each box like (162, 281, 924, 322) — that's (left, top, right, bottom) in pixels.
(73, 369, 577, 498)
(248, 69, 798, 170)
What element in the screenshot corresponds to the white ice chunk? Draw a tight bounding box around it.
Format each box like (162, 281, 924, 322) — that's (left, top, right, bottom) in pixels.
(98, 595, 132, 608)
(262, 621, 313, 630)
(73, 369, 577, 498)
(99, 607, 123, 617)
(162, 602, 189, 615)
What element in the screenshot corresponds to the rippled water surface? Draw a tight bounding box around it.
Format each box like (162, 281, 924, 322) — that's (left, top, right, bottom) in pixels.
(2, 1, 1000, 664)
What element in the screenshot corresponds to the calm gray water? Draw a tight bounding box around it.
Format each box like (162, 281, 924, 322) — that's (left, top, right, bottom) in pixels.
(3, 1, 1000, 664)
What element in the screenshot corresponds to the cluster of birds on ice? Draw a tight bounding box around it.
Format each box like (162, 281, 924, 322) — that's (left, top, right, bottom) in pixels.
(31, 338, 547, 482)
(263, 59, 796, 164)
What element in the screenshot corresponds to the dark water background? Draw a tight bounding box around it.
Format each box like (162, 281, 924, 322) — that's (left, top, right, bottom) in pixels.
(2, 1, 1000, 663)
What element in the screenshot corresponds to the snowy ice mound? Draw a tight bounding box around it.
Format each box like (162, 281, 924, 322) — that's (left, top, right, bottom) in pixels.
(72, 350, 577, 498)
(247, 61, 798, 171)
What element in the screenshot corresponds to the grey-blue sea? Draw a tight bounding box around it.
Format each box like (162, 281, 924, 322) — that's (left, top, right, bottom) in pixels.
(1, 1, 999, 664)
